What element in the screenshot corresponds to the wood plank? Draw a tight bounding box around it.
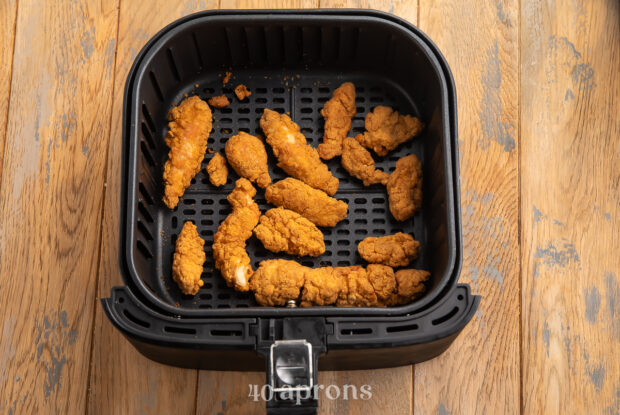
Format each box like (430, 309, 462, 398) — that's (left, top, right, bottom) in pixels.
(220, 0, 316, 7)
(85, 1, 218, 414)
(520, 0, 620, 413)
(0, 0, 119, 413)
(0, 0, 18, 182)
(414, 0, 521, 414)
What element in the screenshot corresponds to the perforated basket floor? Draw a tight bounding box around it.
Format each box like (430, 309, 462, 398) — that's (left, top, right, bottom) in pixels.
(135, 71, 427, 310)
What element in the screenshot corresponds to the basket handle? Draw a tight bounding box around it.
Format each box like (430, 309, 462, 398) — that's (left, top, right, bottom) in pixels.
(256, 317, 327, 414)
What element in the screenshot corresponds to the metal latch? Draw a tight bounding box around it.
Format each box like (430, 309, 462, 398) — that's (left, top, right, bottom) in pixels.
(270, 339, 314, 393)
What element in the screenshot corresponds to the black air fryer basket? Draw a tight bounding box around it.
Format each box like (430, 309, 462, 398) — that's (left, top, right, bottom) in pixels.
(103, 9, 479, 414)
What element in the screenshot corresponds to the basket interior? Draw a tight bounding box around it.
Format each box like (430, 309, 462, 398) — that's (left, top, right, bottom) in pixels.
(127, 15, 453, 313)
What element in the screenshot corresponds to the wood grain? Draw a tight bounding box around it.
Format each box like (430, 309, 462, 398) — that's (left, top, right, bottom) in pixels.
(220, 0, 317, 8)
(520, 0, 620, 413)
(0, 0, 18, 182)
(0, 0, 119, 413)
(85, 1, 218, 414)
(414, 0, 521, 414)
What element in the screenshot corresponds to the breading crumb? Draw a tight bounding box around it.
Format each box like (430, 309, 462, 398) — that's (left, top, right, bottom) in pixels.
(234, 84, 252, 101)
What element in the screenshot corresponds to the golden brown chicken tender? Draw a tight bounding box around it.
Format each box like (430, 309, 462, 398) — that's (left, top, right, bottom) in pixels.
(212, 178, 261, 291)
(355, 106, 423, 156)
(264, 178, 348, 227)
(260, 109, 339, 195)
(300, 267, 343, 307)
(249, 260, 308, 306)
(206, 152, 228, 186)
(254, 208, 325, 257)
(224, 132, 271, 188)
(394, 269, 430, 300)
(358, 232, 421, 267)
(172, 222, 205, 295)
(386, 154, 423, 221)
(162, 96, 213, 209)
(341, 137, 389, 186)
(207, 95, 230, 108)
(318, 82, 356, 160)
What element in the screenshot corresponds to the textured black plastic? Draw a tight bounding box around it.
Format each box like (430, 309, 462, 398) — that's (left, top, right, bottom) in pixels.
(121, 10, 461, 317)
(102, 282, 479, 370)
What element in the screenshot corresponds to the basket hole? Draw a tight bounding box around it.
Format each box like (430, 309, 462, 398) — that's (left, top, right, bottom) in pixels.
(301, 97, 312, 103)
(272, 87, 285, 93)
(123, 310, 150, 328)
(336, 240, 350, 246)
(432, 307, 459, 325)
(171, 217, 178, 228)
(141, 103, 156, 132)
(386, 324, 419, 333)
(201, 199, 214, 205)
(372, 197, 386, 203)
(336, 230, 349, 235)
(341, 327, 372, 335)
(238, 108, 250, 114)
(204, 87, 215, 94)
(220, 108, 233, 114)
(354, 229, 368, 235)
(318, 87, 330, 93)
(337, 260, 351, 266)
(220, 128, 232, 134)
(372, 208, 385, 214)
(300, 108, 312, 113)
(354, 198, 366, 204)
(141, 122, 156, 150)
(239, 117, 250, 123)
(354, 208, 367, 214)
(136, 240, 153, 259)
(457, 295, 464, 301)
(372, 218, 386, 224)
(317, 97, 329, 103)
(300, 88, 312, 93)
(301, 260, 314, 267)
(220, 117, 232, 124)
(256, 87, 268, 94)
(354, 219, 367, 224)
(200, 293, 212, 300)
(137, 221, 153, 241)
(138, 182, 154, 205)
(141, 141, 156, 167)
(211, 329, 242, 336)
(273, 97, 285, 103)
(374, 229, 386, 235)
(256, 97, 267, 103)
(200, 219, 214, 225)
(183, 209, 196, 215)
(337, 250, 350, 256)
(138, 201, 154, 223)
(164, 326, 196, 335)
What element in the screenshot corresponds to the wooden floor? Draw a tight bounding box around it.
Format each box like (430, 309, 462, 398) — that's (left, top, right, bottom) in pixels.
(0, 0, 618, 414)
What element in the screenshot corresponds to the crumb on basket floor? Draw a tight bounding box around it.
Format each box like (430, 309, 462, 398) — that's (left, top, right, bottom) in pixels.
(234, 84, 251, 101)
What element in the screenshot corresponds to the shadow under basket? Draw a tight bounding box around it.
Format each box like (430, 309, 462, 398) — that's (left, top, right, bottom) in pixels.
(103, 9, 479, 414)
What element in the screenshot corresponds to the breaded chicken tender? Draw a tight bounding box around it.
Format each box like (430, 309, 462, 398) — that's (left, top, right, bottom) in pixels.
(300, 267, 343, 306)
(394, 269, 430, 300)
(162, 96, 212, 209)
(250, 259, 430, 307)
(341, 137, 389, 186)
(249, 260, 307, 306)
(358, 232, 421, 267)
(212, 178, 261, 291)
(224, 132, 271, 188)
(254, 208, 325, 257)
(206, 152, 228, 186)
(172, 222, 205, 295)
(356, 106, 423, 156)
(208, 95, 230, 108)
(260, 109, 339, 195)
(264, 178, 348, 227)
(387, 154, 423, 221)
(318, 82, 356, 160)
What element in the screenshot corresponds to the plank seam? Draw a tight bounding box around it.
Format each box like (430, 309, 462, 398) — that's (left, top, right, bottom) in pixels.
(517, 0, 523, 413)
(0, 0, 19, 187)
(84, 1, 123, 413)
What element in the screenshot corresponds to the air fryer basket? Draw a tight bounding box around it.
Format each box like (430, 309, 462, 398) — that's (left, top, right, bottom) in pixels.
(105, 10, 479, 414)
(122, 11, 460, 317)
